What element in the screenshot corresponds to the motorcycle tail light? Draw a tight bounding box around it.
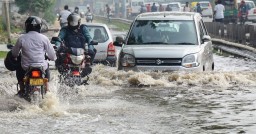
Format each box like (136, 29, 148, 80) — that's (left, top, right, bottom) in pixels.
(72, 70, 80, 76)
(31, 70, 41, 78)
(107, 42, 115, 56)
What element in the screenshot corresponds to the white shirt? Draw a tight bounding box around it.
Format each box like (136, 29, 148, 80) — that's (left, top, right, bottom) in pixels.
(59, 10, 71, 23)
(12, 31, 56, 70)
(183, 6, 191, 12)
(214, 4, 225, 19)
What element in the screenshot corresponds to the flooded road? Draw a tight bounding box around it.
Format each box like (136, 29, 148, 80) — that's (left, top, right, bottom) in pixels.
(0, 54, 256, 133)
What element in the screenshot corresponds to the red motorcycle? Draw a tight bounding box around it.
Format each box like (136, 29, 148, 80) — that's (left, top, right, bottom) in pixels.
(51, 37, 97, 87)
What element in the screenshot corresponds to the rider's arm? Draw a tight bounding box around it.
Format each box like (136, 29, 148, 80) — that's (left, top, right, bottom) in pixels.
(12, 38, 22, 58)
(82, 26, 92, 44)
(56, 28, 67, 48)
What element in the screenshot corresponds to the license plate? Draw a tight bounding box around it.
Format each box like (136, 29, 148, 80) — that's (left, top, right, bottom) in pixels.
(242, 15, 246, 17)
(29, 78, 44, 86)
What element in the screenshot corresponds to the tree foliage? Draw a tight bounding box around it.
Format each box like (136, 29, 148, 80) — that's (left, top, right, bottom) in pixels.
(15, 0, 57, 23)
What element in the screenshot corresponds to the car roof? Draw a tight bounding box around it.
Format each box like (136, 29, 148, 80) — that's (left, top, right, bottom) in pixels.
(168, 2, 181, 4)
(199, 1, 210, 3)
(136, 12, 200, 21)
(84, 23, 108, 27)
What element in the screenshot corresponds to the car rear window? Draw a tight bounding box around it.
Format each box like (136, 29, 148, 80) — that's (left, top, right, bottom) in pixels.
(168, 4, 179, 8)
(127, 20, 198, 45)
(87, 26, 109, 43)
(199, 2, 210, 8)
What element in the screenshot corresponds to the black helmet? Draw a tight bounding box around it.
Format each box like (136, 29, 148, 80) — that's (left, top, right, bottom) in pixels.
(25, 16, 42, 33)
(67, 13, 81, 30)
(4, 50, 21, 71)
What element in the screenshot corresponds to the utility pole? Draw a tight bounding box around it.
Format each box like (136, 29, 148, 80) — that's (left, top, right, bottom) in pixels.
(1, 0, 13, 43)
(121, 0, 126, 18)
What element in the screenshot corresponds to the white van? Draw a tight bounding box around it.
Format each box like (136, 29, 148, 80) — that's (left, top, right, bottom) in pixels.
(130, 0, 145, 16)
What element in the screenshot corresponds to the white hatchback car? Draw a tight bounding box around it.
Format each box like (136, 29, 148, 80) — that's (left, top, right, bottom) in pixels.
(86, 23, 116, 66)
(168, 2, 182, 11)
(114, 12, 214, 72)
(199, 1, 213, 18)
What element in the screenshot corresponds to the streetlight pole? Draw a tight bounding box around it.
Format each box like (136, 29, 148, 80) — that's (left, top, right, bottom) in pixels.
(121, 0, 126, 18)
(1, 0, 13, 43)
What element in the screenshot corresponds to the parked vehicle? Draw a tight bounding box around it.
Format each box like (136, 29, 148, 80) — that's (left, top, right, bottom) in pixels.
(240, 12, 247, 24)
(238, 0, 256, 22)
(199, 1, 213, 18)
(129, 0, 145, 16)
(114, 12, 214, 72)
(86, 23, 117, 66)
(168, 2, 182, 11)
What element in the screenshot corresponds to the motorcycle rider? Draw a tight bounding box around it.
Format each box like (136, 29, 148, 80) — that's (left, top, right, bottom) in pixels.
(239, 0, 248, 22)
(12, 16, 56, 97)
(85, 6, 93, 22)
(55, 13, 96, 76)
(58, 5, 71, 28)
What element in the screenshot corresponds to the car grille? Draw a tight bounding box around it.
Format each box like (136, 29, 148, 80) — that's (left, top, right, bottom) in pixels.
(136, 58, 182, 66)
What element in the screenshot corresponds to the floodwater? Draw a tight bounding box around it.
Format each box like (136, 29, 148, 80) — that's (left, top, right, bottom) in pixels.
(0, 54, 256, 134)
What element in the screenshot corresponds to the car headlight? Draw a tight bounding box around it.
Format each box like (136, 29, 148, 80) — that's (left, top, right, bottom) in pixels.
(182, 54, 199, 68)
(121, 54, 135, 67)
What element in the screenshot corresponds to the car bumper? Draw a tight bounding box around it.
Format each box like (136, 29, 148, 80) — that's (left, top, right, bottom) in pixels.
(121, 65, 203, 72)
(248, 15, 256, 21)
(94, 56, 116, 65)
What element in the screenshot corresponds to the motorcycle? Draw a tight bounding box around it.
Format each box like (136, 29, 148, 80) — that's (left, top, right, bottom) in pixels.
(239, 12, 247, 25)
(51, 37, 97, 87)
(22, 65, 48, 103)
(6, 44, 48, 103)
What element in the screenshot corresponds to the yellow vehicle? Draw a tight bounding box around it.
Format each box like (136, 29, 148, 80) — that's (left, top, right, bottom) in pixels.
(191, 1, 198, 10)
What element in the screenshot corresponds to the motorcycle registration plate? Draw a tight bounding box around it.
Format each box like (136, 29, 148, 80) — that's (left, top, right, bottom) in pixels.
(29, 78, 44, 86)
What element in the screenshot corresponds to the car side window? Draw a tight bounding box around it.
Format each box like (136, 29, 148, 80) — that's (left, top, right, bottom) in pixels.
(199, 20, 206, 43)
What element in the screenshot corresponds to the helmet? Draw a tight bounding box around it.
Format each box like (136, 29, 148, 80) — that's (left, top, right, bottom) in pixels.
(4, 50, 21, 71)
(25, 16, 42, 33)
(67, 13, 81, 30)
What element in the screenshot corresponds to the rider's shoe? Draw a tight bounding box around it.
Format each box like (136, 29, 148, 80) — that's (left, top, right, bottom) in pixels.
(16, 90, 25, 98)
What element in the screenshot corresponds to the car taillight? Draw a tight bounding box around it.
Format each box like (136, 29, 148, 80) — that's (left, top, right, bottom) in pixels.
(107, 42, 115, 56)
(31, 70, 41, 78)
(254, 9, 256, 14)
(209, 3, 211, 8)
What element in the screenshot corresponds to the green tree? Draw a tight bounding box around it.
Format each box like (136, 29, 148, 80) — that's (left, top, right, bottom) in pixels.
(15, 0, 57, 23)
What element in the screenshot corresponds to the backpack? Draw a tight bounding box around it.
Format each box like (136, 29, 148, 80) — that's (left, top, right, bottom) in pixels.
(63, 24, 87, 49)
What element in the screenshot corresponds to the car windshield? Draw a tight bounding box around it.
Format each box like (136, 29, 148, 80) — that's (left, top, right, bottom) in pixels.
(87, 26, 109, 43)
(200, 3, 210, 8)
(169, 4, 179, 8)
(127, 20, 198, 45)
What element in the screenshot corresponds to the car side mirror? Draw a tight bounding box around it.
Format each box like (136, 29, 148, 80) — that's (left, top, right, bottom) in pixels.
(202, 35, 211, 42)
(51, 37, 61, 44)
(113, 36, 124, 47)
(90, 40, 98, 45)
